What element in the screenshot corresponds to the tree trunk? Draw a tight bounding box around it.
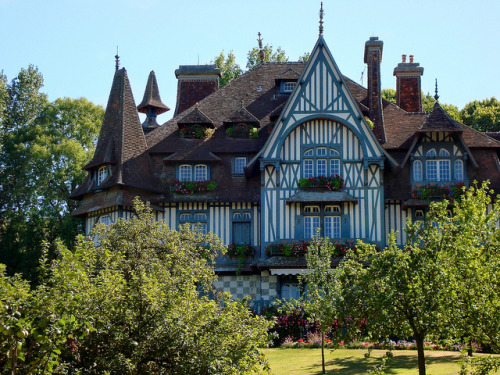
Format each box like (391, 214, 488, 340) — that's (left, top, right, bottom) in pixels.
(415, 333, 426, 375)
(467, 338, 473, 357)
(321, 330, 325, 374)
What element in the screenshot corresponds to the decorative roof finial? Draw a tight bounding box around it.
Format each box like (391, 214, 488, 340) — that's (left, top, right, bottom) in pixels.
(319, 2, 324, 36)
(258, 32, 264, 64)
(115, 46, 120, 71)
(434, 78, 439, 102)
(241, 99, 244, 108)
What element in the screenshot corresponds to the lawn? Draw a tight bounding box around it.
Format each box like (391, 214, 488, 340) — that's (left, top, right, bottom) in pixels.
(263, 348, 500, 374)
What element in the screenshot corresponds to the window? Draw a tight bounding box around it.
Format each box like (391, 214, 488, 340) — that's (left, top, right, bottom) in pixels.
(303, 147, 341, 178)
(454, 160, 464, 181)
(232, 211, 251, 245)
(281, 282, 300, 299)
(179, 164, 208, 181)
(413, 160, 423, 182)
(425, 149, 450, 182)
(179, 212, 208, 234)
(97, 165, 108, 185)
(283, 81, 296, 93)
(303, 205, 342, 239)
(194, 165, 207, 181)
(233, 157, 247, 174)
(414, 209, 425, 221)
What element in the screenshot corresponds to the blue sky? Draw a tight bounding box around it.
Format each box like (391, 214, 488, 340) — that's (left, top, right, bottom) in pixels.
(1, 0, 498, 122)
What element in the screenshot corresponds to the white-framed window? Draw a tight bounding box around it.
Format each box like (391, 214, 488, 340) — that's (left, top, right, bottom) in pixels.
(97, 165, 108, 185)
(425, 149, 450, 182)
(303, 147, 341, 178)
(233, 157, 247, 174)
(304, 216, 321, 239)
(179, 165, 192, 181)
(303, 205, 342, 239)
(283, 81, 296, 93)
(179, 212, 208, 235)
(454, 160, 464, 181)
(194, 165, 207, 181)
(179, 164, 208, 181)
(413, 160, 423, 182)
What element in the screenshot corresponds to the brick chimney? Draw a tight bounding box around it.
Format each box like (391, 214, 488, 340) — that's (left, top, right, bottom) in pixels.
(174, 65, 221, 116)
(393, 55, 424, 112)
(364, 37, 385, 143)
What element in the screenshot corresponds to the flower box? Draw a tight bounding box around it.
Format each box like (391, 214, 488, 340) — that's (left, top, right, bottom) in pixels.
(298, 175, 344, 191)
(170, 179, 217, 194)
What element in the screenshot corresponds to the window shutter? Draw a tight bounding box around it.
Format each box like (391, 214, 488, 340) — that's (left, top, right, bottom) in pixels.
(295, 216, 303, 238)
(341, 215, 350, 238)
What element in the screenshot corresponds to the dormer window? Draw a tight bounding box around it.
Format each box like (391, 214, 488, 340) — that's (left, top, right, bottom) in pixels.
(179, 164, 208, 181)
(97, 165, 108, 185)
(282, 81, 296, 93)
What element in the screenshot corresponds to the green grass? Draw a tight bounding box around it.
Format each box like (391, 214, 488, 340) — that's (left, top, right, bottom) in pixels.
(263, 348, 500, 375)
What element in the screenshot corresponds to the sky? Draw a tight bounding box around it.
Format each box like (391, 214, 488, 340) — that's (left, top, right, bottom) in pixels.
(1, 0, 499, 122)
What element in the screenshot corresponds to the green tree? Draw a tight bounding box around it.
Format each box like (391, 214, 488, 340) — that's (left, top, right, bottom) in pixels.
(1, 200, 272, 374)
(298, 52, 310, 63)
(342, 183, 500, 375)
(381, 88, 396, 104)
(0, 67, 104, 280)
(461, 97, 500, 132)
(213, 50, 243, 88)
(289, 236, 348, 374)
(247, 44, 288, 70)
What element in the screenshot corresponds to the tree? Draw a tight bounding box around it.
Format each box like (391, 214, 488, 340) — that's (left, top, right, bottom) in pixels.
(292, 236, 347, 374)
(341, 183, 500, 375)
(461, 97, 500, 132)
(381, 88, 396, 104)
(213, 50, 243, 88)
(247, 44, 288, 70)
(298, 52, 310, 63)
(0, 67, 104, 280)
(1, 200, 272, 374)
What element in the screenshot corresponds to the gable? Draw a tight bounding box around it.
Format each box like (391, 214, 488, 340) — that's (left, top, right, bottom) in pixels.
(259, 36, 388, 164)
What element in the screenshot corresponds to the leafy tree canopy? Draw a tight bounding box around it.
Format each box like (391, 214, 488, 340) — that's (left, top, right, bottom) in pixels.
(0, 66, 104, 280)
(461, 97, 500, 132)
(340, 182, 500, 375)
(0, 200, 272, 374)
(213, 50, 243, 88)
(246, 44, 288, 70)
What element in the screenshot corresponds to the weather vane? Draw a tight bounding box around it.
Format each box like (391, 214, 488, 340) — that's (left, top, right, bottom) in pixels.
(319, 2, 324, 36)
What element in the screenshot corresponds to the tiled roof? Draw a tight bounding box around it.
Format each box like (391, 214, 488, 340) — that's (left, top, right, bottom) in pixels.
(419, 102, 462, 132)
(137, 71, 169, 114)
(225, 106, 260, 125)
(177, 106, 213, 125)
(72, 68, 163, 199)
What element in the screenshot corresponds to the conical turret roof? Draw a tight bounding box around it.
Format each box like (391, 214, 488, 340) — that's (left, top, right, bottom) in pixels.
(137, 71, 169, 115)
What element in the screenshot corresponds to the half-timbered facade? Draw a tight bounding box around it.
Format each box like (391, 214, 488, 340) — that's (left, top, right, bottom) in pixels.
(71, 33, 500, 307)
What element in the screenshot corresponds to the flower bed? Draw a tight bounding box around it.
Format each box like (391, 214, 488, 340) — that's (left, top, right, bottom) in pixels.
(170, 179, 217, 194)
(265, 240, 356, 257)
(411, 182, 465, 200)
(298, 175, 344, 191)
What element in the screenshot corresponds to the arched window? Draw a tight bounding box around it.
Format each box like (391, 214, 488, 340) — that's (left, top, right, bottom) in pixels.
(454, 160, 464, 181)
(179, 165, 192, 181)
(194, 165, 207, 181)
(426, 148, 450, 181)
(97, 165, 108, 185)
(179, 212, 208, 235)
(413, 160, 423, 182)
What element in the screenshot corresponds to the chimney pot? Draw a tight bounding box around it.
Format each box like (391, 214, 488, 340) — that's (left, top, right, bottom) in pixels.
(402, 54, 407, 63)
(409, 55, 414, 63)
